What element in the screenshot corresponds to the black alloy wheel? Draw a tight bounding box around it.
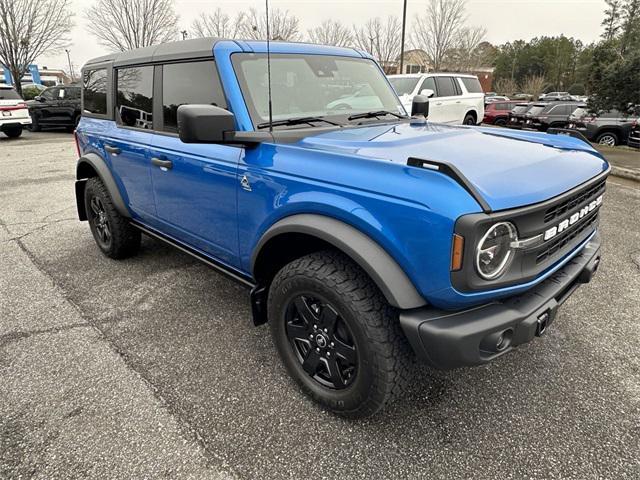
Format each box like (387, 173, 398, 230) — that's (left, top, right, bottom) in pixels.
(285, 294, 357, 389)
(88, 195, 112, 249)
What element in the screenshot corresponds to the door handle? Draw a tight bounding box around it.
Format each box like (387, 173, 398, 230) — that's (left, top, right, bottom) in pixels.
(456, 100, 462, 104)
(151, 157, 173, 170)
(104, 144, 121, 155)
(436, 102, 443, 105)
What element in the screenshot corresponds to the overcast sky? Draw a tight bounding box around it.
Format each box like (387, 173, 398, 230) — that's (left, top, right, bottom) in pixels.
(40, 0, 607, 73)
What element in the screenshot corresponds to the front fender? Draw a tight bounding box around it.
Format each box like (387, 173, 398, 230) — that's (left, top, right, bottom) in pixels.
(252, 213, 427, 309)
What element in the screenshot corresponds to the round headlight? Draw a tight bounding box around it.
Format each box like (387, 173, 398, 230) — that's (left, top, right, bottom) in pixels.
(476, 222, 517, 280)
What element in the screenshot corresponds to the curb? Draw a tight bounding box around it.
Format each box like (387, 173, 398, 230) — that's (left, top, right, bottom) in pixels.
(610, 165, 640, 183)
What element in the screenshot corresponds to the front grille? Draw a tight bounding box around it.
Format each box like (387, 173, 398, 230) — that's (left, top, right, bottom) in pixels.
(536, 212, 599, 264)
(543, 179, 606, 223)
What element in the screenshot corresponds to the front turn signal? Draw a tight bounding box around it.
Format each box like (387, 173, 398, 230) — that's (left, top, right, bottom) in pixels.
(451, 234, 464, 271)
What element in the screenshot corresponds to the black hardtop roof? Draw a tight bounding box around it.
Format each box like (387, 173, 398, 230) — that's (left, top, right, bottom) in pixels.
(83, 37, 221, 69)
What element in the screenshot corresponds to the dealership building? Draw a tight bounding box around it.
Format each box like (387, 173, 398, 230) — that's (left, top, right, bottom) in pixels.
(1, 65, 71, 87)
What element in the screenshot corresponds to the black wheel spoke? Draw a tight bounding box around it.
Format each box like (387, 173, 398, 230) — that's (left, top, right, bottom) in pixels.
(326, 357, 346, 388)
(319, 306, 338, 334)
(90, 197, 101, 215)
(102, 223, 111, 240)
(294, 296, 318, 324)
(301, 349, 321, 375)
(286, 322, 309, 341)
(333, 338, 357, 364)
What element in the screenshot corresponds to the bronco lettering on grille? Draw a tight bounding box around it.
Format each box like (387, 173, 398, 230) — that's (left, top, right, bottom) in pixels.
(543, 194, 603, 241)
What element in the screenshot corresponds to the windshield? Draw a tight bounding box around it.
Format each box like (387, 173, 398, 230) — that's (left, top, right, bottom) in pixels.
(512, 105, 530, 113)
(571, 107, 588, 118)
(388, 77, 420, 96)
(232, 53, 406, 127)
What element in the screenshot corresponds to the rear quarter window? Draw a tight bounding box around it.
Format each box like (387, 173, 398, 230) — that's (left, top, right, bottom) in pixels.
(83, 69, 108, 115)
(460, 77, 483, 93)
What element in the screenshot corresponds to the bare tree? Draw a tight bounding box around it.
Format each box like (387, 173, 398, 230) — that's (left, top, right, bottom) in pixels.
(412, 0, 467, 70)
(239, 7, 300, 41)
(519, 74, 547, 100)
(445, 25, 487, 70)
(85, 0, 179, 52)
(0, 0, 73, 96)
(307, 20, 353, 47)
(493, 77, 518, 96)
(352, 16, 402, 71)
(191, 8, 245, 38)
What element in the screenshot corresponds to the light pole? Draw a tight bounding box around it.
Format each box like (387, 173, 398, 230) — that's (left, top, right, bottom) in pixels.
(65, 49, 74, 81)
(181, 30, 188, 40)
(399, 0, 407, 74)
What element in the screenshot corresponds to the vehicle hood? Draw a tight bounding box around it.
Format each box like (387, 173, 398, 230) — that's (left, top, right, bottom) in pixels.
(295, 122, 609, 211)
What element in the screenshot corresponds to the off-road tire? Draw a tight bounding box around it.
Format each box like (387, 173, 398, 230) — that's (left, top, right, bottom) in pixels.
(84, 176, 140, 259)
(268, 250, 413, 418)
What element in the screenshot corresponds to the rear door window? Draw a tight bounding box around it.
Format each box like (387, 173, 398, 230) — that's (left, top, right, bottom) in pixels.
(116, 66, 153, 129)
(161, 61, 227, 132)
(434, 77, 456, 97)
(83, 69, 108, 115)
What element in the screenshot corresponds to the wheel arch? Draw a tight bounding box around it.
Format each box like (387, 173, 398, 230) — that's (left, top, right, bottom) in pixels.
(75, 153, 130, 221)
(251, 214, 427, 311)
(464, 110, 478, 124)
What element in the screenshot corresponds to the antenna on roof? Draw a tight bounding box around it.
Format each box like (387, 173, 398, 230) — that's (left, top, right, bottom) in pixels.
(265, 0, 273, 132)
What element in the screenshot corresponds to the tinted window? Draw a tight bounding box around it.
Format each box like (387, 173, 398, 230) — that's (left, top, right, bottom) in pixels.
(162, 61, 227, 132)
(116, 66, 153, 129)
(0, 88, 21, 100)
(40, 87, 59, 101)
(66, 87, 81, 100)
(460, 76, 483, 93)
(420, 77, 436, 95)
(528, 105, 546, 115)
(434, 77, 456, 97)
(83, 69, 107, 115)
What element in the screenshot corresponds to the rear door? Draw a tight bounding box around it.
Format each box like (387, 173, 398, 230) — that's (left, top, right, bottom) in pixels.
(147, 60, 241, 265)
(35, 87, 61, 124)
(106, 65, 156, 219)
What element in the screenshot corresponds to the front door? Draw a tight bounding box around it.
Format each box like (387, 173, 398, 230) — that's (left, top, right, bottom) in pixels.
(147, 60, 241, 266)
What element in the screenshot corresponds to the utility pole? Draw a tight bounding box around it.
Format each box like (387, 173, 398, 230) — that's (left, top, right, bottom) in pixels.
(65, 49, 74, 81)
(399, 0, 407, 74)
(181, 30, 188, 40)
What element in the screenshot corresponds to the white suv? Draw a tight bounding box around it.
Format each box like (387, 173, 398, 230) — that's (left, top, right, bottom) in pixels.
(388, 73, 484, 125)
(0, 84, 31, 138)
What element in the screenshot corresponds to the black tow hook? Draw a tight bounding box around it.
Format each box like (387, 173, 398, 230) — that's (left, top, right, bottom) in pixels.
(536, 311, 550, 336)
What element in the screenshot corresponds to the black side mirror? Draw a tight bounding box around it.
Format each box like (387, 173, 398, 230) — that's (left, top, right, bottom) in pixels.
(411, 94, 430, 117)
(177, 104, 235, 143)
(34, 95, 44, 102)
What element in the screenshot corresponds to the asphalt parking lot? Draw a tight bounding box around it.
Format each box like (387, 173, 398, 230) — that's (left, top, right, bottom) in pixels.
(1, 130, 639, 479)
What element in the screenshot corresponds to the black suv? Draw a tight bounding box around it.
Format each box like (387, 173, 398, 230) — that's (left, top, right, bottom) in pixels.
(524, 102, 585, 131)
(508, 103, 533, 128)
(566, 108, 639, 146)
(27, 84, 81, 132)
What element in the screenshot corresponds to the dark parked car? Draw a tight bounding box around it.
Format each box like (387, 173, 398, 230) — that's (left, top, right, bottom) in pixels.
(27, 84, 81, 132)
(524, 102, 586, 131)
(566, 108, 639, 146)
(507, 102, 533, 128)
(483, 100, 522, 126)
(629, 120, 640, 149)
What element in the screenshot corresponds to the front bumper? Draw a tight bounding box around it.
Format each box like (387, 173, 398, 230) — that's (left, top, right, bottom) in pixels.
(400, 232, 601, 369)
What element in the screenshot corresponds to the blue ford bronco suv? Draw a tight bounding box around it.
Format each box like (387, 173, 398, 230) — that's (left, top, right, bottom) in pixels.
(75, 39, 608, 417)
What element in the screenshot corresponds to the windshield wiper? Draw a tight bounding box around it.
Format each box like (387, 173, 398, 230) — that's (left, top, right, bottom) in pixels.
(347, 110, 408, 121)
(256, 116, 343, 129)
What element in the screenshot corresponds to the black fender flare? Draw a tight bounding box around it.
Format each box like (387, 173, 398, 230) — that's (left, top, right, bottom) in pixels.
(252, 214, 427, 310)
(75, 152, 130, 220)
